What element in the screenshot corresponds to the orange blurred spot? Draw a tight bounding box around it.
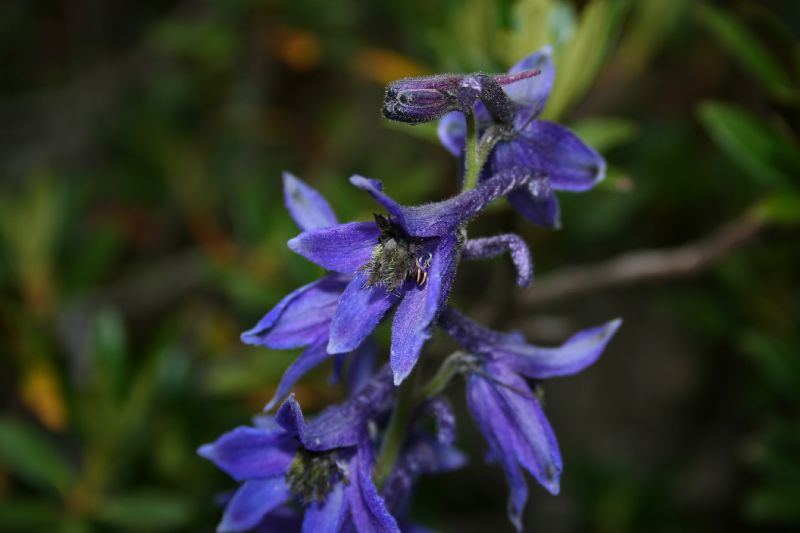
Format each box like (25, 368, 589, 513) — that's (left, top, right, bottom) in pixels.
(272, 27, 322, 72)
(21, 363, 67, 430)
(350, 48, 431, 84)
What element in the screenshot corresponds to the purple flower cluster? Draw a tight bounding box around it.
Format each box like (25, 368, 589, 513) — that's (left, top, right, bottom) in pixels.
(200, 45, 620, 532)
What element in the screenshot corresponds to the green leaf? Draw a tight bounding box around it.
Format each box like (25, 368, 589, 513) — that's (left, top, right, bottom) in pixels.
(745, 485, 800, 524)
(94, 491, 192, 530)
(697, 101, 800, 187)
(90, 308, 127, 400)
(0, 500, 60, 531)
(695, 3, 795, 103)
(757, 192, 800, 224)
(740, 333, 800, 402)
(542, 0, 629, 120)
(570, 116, 639, 152)
(0, 418, 74, 493)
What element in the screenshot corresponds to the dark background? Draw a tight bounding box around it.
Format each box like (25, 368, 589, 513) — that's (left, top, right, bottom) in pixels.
(1, 0, 798, 531)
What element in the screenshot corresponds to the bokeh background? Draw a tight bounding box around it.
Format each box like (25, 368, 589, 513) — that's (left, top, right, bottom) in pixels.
(1, 0, 798, 531)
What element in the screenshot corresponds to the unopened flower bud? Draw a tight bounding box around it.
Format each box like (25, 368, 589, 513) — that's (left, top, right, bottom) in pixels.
(382, 75, 462, 124)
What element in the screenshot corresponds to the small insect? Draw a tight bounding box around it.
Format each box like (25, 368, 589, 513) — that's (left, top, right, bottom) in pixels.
(412, 252, 433, 286)
(360, 215, 431, 292)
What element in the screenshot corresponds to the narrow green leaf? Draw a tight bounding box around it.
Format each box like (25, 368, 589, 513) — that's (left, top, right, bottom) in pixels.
(696, 3, 795, 102)
(569, 116, 639, 152)
(0, 418, 74, 493)
(543, 0, 629, 120)
(697, 101, 800, 187)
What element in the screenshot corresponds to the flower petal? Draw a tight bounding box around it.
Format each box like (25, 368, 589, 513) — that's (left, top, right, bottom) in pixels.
(506, 178, 561, 229)
(498, 319, 622, 379)
(496, 45, 554, 121)
(347, 434, 401, 533)
(348, 176, 406, 226)
(198, 426, 295, 482)
(346, 339, 378, 394)
(426, 396, 457, 446)
(401, 168, 534, 237)
(488, 363, 562, 495)
(288, 222, 380, 273)
(218, 478, 291, 533)
(390, 236, 458, 385)
(301, 481, 349, 533)
(462, 234, 533, 287)
(436, 111, 467, 156)
(264, 338, 332, 412)
(241, 275, 347, 350)
(382, 434, 467, 513)
(439, 308, 621, 380)
(283, 172, 338, 231)
(494, 121, 606, 192)
(467, 375, 529, 532)
(275, 366, 394, 451)
(328, 273, 398, 354)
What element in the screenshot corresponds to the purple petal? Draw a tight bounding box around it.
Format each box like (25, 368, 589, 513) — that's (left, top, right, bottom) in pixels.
(346, 339, 378, 394)
(218, 478, 291, 533)
(328, 273, 398, 354)
(288, 222, 380, 273)
(494, 121, 606, 192)
(390, 236, 458, 385)
(349, 176, 406, 224)
(198, 426, 295, 482)
(275, 366, 395, 451)
(437, 111, 467, 156)
(254, 507, 303, 532)
(382, 434, 467, 512)
(264, 338, 331, 412)
(401, 168, 534, 237)
(283, 172, 338, 231)
(467, 375, 529, 531)
(499, 319, 622, 379)
(462, 234, 533, 287)
(439, 306, 520, 347)
(487, 363, 562, 495)
(506, 178, 561, 229)
(301, 481, 349, 533)
(439, 308, 621, 380)
(241, 275, 347, 349)
(347, 435, 400, 533)
(426, 396, 457, 445)
(496, 45, 554, 121)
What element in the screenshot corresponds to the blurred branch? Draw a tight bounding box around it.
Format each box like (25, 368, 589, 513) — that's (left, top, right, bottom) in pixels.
(518, 209, 766, 308)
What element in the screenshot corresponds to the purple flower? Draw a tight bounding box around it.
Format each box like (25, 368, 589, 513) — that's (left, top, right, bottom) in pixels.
(241, 173, 377, 410)
(437, 46, 606, 229)
(439, 307, 621, 531)
(199, 366, 400, 532)
(288, 169, 536, 385)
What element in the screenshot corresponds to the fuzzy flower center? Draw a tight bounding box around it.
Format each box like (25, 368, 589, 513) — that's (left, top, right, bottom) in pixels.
(286, 449, 348, 504)
(360, 214, 431, 292)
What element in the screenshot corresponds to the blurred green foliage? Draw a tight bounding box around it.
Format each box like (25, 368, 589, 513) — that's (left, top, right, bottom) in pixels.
(0, 0, 798, 531)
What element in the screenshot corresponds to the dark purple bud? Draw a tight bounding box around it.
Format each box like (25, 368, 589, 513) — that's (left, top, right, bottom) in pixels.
(382, 75, 462, 124)
(460, 74, 515, 125)
(383, 71, 525, 125)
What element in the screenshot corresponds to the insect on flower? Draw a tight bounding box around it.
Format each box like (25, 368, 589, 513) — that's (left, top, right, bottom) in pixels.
(360, 214, 432, 292)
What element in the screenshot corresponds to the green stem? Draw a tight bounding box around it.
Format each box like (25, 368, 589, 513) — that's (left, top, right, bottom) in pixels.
(374, 371, 417, 487)
(414, 351, 465, 402)
(463, 113, 480, 192)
